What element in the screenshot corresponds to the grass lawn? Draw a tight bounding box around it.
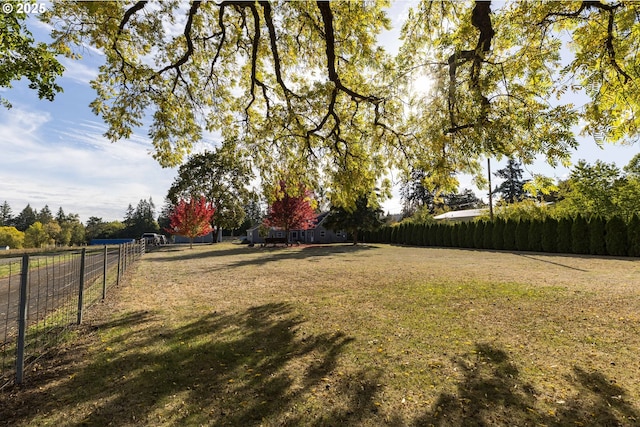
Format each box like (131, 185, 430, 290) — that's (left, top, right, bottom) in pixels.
(1, 243, 639, 426)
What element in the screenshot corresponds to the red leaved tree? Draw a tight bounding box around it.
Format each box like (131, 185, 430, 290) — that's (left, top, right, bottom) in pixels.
(165, 196, 216, 248)
(264, 181, 317, 242)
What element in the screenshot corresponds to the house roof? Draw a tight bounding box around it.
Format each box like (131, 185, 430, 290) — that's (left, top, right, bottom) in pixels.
(433, 208, 487, 221)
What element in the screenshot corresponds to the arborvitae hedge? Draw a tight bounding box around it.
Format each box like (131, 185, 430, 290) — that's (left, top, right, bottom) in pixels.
(492, 218, 505, 250)
(483, 221, 494, 250)
(503, 219, 517, 251)
(571, 215, 590, 255)
(474, 221, 485, 249)
(372, 215, 636, 258)
(605, 216, 628, 256)
(628, 214, 640, 257)
(515, 220, 530, 251)
(541, 218, 557, 253)
(588, 216, 607, 256)
(528, 219, 543, 252)
(556, 218, 573, 254)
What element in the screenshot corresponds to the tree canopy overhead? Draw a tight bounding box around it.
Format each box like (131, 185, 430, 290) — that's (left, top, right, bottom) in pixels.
(42, 1, 640, 208)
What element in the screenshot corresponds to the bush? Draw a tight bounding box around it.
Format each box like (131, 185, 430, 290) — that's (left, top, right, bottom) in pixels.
(528, 219, 543, 252)
(541, 218, 558, 253)
(474, 221, 485, 249)
(503, 219, 517, 251)
(556, 217, 573, 254)
(605, 216, 628, 256)
(515, 220, 530, 251)
(458, 222, 469, 248)
(588, 216, 607, 256)
(492, 218, 505, 250)
(443, 224, 452, 247)
(483, 221, 494, 250)
(571, 215, 590, 254)
(628, 214, 640, 257)
(450, 223, 459, 247)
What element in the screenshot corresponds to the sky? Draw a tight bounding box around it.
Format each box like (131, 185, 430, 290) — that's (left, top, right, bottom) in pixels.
(1, 1, 638, 224)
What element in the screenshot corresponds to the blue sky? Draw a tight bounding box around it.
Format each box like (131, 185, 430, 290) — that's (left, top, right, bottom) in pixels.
(1, 1, 638, 223)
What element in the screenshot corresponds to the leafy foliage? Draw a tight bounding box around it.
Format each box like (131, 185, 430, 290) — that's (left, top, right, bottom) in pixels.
(167, 141, 254, 235)
(166, 196, 216, 248)
(0, 7, 65, 108)
(263, 182, 317, 237)
(324, 194, 383, 245)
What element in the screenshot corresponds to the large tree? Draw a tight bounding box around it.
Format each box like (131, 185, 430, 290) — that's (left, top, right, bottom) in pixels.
(165, 196, 216, 249)
(1, 6, 65, 108)
(493, 159, 529, 204)
(42, 1, 640, 202)
(263, 181, 317, 241)
(167, 140, 254, 240)
(324, 193, 383, 245)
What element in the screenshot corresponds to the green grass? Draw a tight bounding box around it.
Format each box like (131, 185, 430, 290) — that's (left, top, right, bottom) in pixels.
(1, 243, 639, 426)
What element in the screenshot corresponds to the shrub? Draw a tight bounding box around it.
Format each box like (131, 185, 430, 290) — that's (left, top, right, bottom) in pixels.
(628, 214, 640, 257)
(515, 220, 530, 251)
(473, 221, 485, 249)
(492, 218, 505, 250)
(503, 219, 517, 251)
(528, 219, 543, 252)
(450, 223, 459, 247)
(556, 217, 573, 254)
(483, 221, 494, 250)
(443, 224, 452, 247)
(541, 218, 558, 253)
(571, 215, 590, 254)
(605, 216, 628, 256)
(588, 216, 607, 256)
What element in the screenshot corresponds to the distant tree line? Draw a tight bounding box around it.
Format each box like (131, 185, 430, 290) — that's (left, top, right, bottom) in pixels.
(0, 198, 162, 249)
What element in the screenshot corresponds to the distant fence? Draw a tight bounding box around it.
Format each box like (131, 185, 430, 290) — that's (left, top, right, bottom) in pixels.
(0, 241, 145, 389)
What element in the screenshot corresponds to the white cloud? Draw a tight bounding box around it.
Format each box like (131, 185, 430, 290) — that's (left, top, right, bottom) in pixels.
(0, 107, 175, 222)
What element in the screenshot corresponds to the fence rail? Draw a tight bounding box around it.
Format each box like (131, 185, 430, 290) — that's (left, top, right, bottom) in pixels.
(0, 241, 145, 389)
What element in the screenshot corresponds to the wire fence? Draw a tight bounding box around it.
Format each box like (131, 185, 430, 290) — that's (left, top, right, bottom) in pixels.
(0, 241, 145, 389)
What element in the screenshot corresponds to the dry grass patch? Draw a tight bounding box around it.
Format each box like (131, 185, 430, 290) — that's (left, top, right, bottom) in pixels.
(1, 243, 639, 426)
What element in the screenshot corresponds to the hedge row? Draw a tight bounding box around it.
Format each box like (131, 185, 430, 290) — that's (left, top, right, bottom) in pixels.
(363, 215, 640, 257)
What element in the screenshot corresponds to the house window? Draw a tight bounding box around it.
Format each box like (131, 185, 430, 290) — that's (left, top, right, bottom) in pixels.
(292, 231, 298, 240)
(320, 230, 326, 238)
(276, 231, 284, 238)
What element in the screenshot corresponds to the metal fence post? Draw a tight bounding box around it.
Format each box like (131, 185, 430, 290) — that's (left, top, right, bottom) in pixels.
(77, 248, 86, 325)
(117, 244, 122, 286)
(102, 245, 108, 300)
(16, 254, 29, 384)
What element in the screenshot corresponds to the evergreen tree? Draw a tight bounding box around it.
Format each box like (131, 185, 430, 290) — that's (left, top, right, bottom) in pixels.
(627, 214, 640, 257)
(14, 204, 37, 232)
(443, 224, 452, 247)
(492, 218, 505, 250)
(515, 220, 530, 251)
(588, 216, 607, 256)
(605, 216, 628, 256)
(503, 219, 517, 251)
(435, 223, 445, 247)
(483, 221, 494, 250)
(0, 201, 13, 226)
(36, 205, 54, 224)
(556, 217, 573, 254)
(494, 159, 529, 204)
(474, 221, 485, 249)
(571, 216, 590, 254)
(528, 219, 543, 252)
(541, 218, 558, 253)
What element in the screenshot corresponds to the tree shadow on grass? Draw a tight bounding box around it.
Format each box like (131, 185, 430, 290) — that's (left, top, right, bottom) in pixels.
(147, 243, 378, 270)
(412, 343, 639, 427)
(0, 302, 385, 426)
